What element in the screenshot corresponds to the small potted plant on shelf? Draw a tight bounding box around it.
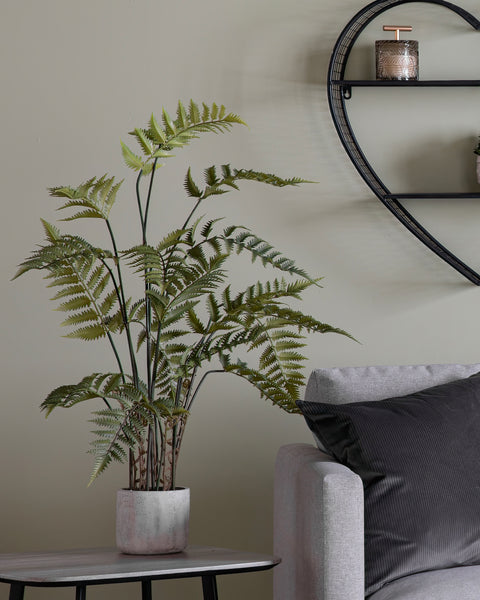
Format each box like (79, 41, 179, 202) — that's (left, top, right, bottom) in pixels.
(475, 137, 480, 184)
(14, 100, 353, 554)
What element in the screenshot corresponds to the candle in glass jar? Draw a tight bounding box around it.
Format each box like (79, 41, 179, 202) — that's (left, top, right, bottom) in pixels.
(376, 26, 418, 81)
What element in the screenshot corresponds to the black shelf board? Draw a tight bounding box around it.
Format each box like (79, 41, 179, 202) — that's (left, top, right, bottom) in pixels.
(333, 79, 480, 87)
(384, 193, 480, 199)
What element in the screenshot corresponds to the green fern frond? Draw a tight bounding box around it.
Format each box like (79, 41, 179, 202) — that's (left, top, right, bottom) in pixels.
(176, 101, 189, 129)
(41, 373, 125, 415)
(222, 226, 317, 282)
(183, 163, 309, 209)
(14, 228, 119, 340)
(186, 309, 207, 334)
(64, 324, 108, 341)
(222, 359, 301, 413)
(121, 141, 145, 171)
(133, 128, 154, 155)
(206, 293, 221, 323)
(50, 175, 123, 221)
(147, 113, 167, 144)
(232, 169, 313, 187)
(60, 309, 99, 326)
(188, 99, 201, 124)
(162, 300, 200, 329)
(260, 306, 356, 340)
(162, 108, 177, 136)
(184, 168, 202, 198)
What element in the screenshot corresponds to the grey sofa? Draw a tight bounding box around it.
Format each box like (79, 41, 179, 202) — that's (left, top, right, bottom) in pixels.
(273, 364, 480, 600)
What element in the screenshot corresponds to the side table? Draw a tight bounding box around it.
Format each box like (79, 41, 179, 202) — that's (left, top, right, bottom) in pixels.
(0, 545, 280, 600)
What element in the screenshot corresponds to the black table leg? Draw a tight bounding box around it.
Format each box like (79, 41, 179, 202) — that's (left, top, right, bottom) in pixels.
(202, 575, 218, 600)
(141, 580, 152, 600)
(8, 584, 24, 600)
(76, 584, 87, 600)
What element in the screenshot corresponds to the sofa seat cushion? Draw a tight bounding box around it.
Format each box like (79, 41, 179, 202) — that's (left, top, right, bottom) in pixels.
(368, 565, 480, 600)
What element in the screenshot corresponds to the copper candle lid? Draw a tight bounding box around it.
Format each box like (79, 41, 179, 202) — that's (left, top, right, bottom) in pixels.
(376, 25, 419, 81)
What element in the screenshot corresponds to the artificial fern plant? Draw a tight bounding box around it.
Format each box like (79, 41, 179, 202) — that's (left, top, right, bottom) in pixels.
(15, 100, 352, 491)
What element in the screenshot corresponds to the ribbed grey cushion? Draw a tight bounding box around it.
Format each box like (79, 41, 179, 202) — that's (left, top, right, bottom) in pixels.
(298, 371, 480, 596)
(305, 364, 480, 452)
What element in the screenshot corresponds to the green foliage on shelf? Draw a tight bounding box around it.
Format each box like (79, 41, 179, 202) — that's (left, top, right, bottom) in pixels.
(15, 100, 353, 490)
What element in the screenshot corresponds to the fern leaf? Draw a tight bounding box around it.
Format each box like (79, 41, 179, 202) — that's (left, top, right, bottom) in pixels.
(184, 168, 202, 198)
(64, 324, 107, 340)
(233, 169, 313, 187)
(56, 295, 92, 312)
(188, 99, 201, 124)
(207, 293, 221, 322)
(50, 175, 123, 222)
(121, 141, 144, 171)
(132, 128, 154, 156)
(162, 108, 177, 136)
(186, 309, 206, 334)
(61, 309, 99, 327)
(176, 100, 188, 129)
(148, 113, 167, 144)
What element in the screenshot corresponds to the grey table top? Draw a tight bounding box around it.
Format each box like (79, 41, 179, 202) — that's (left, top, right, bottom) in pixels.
(0, 546, 280, 585)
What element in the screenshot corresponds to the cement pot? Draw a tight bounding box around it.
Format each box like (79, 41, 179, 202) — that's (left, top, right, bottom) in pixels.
(116, 488, 190, 554)
(477, 155, 480, 184)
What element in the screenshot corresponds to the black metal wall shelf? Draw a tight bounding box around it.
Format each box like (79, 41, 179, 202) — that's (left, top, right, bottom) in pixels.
(333, 80, 480, 86)
(385, 193, 480, 200)
(327, 0, 480, 285)
(334, 80, 480, 98)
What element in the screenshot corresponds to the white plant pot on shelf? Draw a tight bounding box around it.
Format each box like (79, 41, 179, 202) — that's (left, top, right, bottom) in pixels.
(116, 487, 190, 555)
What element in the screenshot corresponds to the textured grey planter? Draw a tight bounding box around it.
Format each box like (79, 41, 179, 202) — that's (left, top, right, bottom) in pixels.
(477, 155, 480, 184)
(116, 488, 190, 555)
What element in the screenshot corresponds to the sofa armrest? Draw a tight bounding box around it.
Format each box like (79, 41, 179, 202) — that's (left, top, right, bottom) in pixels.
(273, 443, 364, 600)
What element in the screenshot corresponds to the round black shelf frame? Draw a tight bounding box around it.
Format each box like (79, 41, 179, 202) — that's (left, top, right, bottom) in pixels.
(327, 0, 480, 285)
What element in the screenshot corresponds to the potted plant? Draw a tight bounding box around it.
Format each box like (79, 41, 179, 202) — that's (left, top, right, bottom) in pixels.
(475, 137, 480, 184)
(14, 100, 353, 554)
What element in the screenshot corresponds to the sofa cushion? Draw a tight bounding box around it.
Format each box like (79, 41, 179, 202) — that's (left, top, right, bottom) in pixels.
(297, 372, 480, 596)
(368, 565, 480, 600)
(305, 364, 480, 405)
(304, 364, 480, 452)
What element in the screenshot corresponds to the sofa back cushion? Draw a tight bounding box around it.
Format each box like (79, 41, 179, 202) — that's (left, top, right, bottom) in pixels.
(305, 363, 480, 405)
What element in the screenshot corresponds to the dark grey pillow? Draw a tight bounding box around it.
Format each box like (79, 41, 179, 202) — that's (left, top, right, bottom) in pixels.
(297, 372, 480, 596)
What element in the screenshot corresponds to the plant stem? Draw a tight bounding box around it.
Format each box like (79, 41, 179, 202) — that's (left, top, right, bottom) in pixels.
(137, 162, 161, 488)
(135, 173, 145, 235)
(97, 258, 126, 380)
(136, 165, 159, 404)
(186, 369, 225, 412)
(105, 220, 139, 386)
(143, 158, 159, 243)
(155, 420, 165, 491)
(182, 197, 203, 230)
(169, 378, 184, 491)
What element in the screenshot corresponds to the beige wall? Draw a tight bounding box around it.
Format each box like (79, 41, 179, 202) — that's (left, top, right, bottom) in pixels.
(2, 0, 480, 598)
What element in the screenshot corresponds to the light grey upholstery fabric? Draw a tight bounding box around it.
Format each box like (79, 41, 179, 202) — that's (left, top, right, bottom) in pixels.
(305, 364, 480, 406)
(273, 443, 364, 600)
(274, 364, 480, 600)
(368, 565, 480, 600)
